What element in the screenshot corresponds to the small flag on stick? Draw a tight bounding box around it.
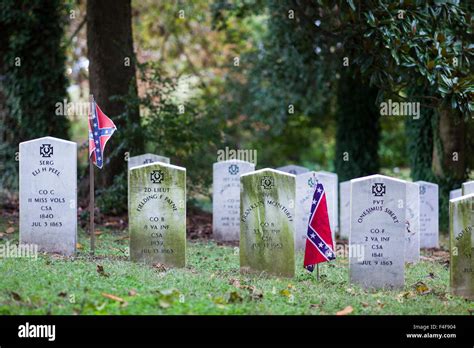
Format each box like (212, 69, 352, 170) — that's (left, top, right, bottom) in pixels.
(88, 95, 117, 255)
(88, 96, 117, 169)
(304, 182, 336, 274)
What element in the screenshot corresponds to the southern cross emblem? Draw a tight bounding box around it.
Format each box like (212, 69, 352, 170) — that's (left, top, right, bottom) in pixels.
(39, 144, 53, 158)
(419, 186, 426, 195)
(308, 177, 316, 188)
(372, 182, 386, 197)
(143, 159, 154, 164)
(228, 164, 239, 175)
(261, 176, 275, 190)
(150, 170, 164, 184)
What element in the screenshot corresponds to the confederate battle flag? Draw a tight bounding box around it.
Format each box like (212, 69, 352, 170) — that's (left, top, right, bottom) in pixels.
(304, 182, 336, 272)
(88, 96, 117, 169)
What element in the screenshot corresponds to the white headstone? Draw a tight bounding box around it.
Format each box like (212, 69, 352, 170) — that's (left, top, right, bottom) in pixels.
(450, 188, 462, 200)
(276, 165, 309, 175)
(349, 174, 406, 289)
(240, 168, 296, 277)
(339, 181, 351, 239)
(212, 160, 255, 241)
(129, 162, 186, 267)
(405, 182, 420, 263)
(316, 171, 338, 237)
(416, 181, 439, 249)
(19, 136, 77, 256)
(295, 171, 319, 250)
(461, 181, 474, 196)
(449, 194, 474, 299)
(128, 153, 170, 170)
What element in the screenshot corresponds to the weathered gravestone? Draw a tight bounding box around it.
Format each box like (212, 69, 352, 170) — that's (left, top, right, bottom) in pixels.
(240, 169, 295, 277)
(295, 171, 319, 250)
(128, 153, 170, 170)
(339, 181, 351, 239)
(212, 160, 255, 241)
(450, 188, 462, 200)
(129, 162, 186, 267)
(276, 165, 309, 175)
(349, 174, 406, 289)
(415, 181, 439, 249)
(449, 194, 474, 299)
(405, 182, 420, 263)
(461, 181, 474, 196)
(19, 136, 77, 256)
(316, 171, 338, 237)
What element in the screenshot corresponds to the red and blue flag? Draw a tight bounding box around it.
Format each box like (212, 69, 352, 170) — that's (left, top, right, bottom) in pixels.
(88, 97, 117, 169)
(304, 182, 336, 272)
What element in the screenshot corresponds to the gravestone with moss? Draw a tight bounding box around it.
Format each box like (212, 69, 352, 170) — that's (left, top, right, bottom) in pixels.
(295, 171, 318, 250)
(129, 162, 186, 267)
(240, 168, 295, 277)
(349, 174, 406, 289)
(213, 160, 255, 241)
(405, 182, 420, 263)
(128, 153, 170, 170)
(415, 181, 439, 248)
(19, 136, 77, 256)
(449, 194, 474, 299)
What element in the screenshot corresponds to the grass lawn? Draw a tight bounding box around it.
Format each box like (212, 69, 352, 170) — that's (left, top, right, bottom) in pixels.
(0, 218, 473, 315)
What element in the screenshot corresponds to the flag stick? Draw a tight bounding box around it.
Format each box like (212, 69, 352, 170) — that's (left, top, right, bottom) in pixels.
(316, 263, 320, 281)
(89, 95, 95, 256)
(89, 159, 95, 255)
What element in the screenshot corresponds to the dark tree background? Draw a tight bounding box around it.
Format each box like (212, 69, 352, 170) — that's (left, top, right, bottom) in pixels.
(0, 0, 70, 195)
(87, 0, 144, 189)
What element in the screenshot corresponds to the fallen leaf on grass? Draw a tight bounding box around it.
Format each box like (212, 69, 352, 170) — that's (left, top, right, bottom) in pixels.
(102, 293, 124, 303)
(96, 265, 110, 277)
(58, 292, 67, 297)
(377, 300, 385, 309)
(10, 291, 22, 301)
(152, 263, 168, 272)
(280, 289, 292, 297)
(94, 230, 102, 236)
(336, 306, 353, 315)
(396, 291, 413, 302)
(229, 278, 241, 288)
(76, 243, 83, 250)
(5, 227, 15, 234)
(361, 302, 369, 308)
(128, 289, 137, 296)
(227, 291, 243, 304)
(415, 281, 430, 295)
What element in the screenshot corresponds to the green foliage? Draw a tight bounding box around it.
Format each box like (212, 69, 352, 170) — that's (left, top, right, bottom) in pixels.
(97, 61, 220, 214)
(0, 0, 70, 194)
(212, 1, 336, 169)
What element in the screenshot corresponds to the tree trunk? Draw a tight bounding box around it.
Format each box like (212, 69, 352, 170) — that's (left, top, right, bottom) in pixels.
(432, 106, 466, 181)
(335, 71, 380, 181)
(87, 0, 143, 188)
